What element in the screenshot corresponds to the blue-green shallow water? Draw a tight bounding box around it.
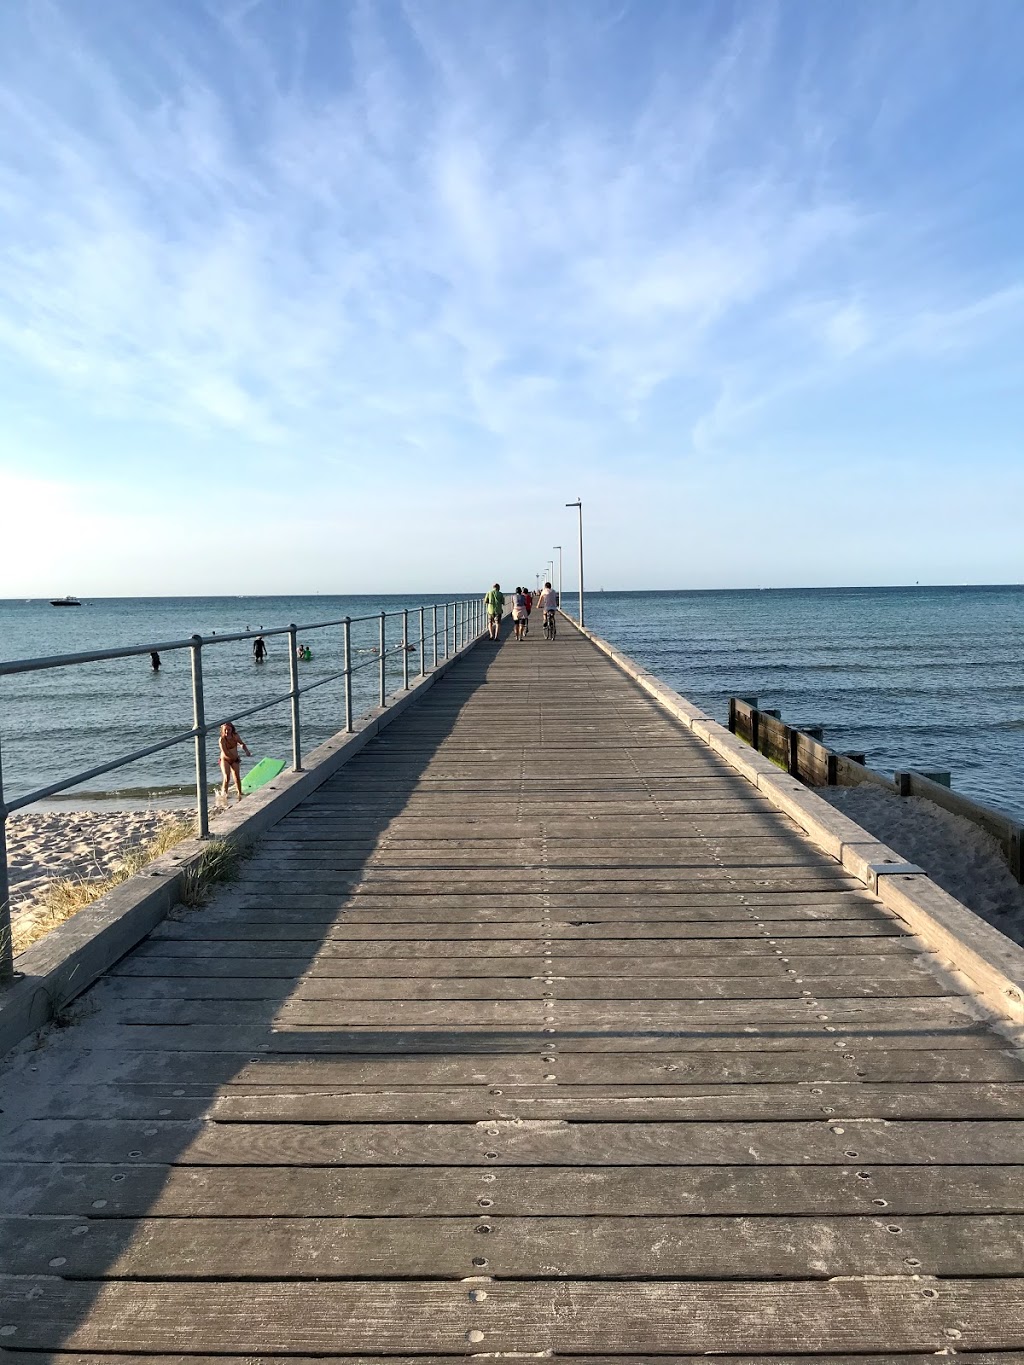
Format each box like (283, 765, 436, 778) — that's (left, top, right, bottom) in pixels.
(0, 595, 469, 808)
(0, 587, 1021, 821)
(584, 586, 1024, 821)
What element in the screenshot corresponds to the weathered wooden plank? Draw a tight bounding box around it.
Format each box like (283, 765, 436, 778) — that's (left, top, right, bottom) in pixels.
(136, 935, 913, 959)
(8, 1118, 1024, 1166)
(80, 1021, 999, 1052)
(2, 1276, 1023, 1353)
(109, 994, 975, 1028)
(90, 1044, 1024, 1088)
(2, 1358, 1022, 1365)
(199, 1082, 1024, 1123)
(158, 918, 899, 941)
(99, 970, 945, 1002)
(111, 949, 927, 978)
(23, 1081, 1024, 1123)
(205, 901, 887, 924)
(8, 1161, 1024, 1219)
(6, 1212, 1024, 1279)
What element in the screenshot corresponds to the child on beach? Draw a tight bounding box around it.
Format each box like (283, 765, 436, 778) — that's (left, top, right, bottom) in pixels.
(218, 722, 251, 804)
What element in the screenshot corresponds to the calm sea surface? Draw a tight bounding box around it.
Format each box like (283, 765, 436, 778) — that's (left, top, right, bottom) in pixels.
(1, 587, 1022, 820)
(585, 586, 1024, 821)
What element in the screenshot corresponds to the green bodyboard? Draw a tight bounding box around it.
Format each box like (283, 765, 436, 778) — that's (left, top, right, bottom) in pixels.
(241, 757, 287, 794)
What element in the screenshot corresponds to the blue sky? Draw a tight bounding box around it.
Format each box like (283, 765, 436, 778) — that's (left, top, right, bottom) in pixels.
(1, 0, 1021, 595)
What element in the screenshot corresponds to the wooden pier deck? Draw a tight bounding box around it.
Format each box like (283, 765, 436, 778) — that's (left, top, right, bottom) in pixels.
(3, 619, 1024, 1358)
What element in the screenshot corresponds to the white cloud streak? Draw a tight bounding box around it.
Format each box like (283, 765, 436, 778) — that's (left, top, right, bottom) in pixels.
(0, 0, 1021, 483)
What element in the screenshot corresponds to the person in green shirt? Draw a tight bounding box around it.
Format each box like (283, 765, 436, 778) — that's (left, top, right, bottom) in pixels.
(484, 583, 505, 640)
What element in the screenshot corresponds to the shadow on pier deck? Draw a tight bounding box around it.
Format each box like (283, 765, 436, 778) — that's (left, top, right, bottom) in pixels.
(2, 619, 1024, 1358)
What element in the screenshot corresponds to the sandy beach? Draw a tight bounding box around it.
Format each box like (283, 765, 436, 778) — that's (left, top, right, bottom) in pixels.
(821, 784, 1024, 946)
(6, 808, 188, 924)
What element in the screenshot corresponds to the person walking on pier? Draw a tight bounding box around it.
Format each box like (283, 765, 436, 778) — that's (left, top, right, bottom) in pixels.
(511, 587, 528, 642)
(485, 583, 505, 640)
(522, 586, 533, 636)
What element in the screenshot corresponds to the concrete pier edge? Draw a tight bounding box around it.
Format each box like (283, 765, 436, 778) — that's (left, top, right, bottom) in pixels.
(0, 629, 486, 1057)
(564, 611, 1024, 1030)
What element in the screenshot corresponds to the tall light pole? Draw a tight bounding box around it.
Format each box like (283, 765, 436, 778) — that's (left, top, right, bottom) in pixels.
(553, 545, 562, 603)
(565, 500, 584, 626)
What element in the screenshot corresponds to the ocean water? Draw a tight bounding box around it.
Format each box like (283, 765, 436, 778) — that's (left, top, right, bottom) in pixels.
(1, 587, 1022, 821)
(0, 595, 471, 809)
(584, 586, 1024, 821)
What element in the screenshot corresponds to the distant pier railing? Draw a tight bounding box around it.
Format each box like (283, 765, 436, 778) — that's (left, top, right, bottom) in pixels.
(729, 696, 1023, 883)
(0, 597, 487, 981)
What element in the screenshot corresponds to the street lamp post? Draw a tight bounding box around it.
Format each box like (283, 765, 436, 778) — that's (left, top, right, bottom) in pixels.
(553, 545, 562, 604)
(565, 500, 584, 626)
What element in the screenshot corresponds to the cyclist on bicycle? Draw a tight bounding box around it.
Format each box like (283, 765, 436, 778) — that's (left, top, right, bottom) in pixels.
(537, 581, 558, 639)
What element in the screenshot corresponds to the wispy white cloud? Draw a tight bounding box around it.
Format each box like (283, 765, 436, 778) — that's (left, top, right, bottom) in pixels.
(0, 0, 1022, 490)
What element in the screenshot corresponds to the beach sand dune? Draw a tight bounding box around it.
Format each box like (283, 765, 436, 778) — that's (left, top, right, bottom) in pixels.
(6, 809, 185, 925)
(823, 785, 1024, 946)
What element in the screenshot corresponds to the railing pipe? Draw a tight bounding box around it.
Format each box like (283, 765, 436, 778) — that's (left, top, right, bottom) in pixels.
(287, 624, 302, 771)
(8, 728, 208, 813)
(418, 607, 426, 678)
(432, 605, 438, 668)
(343, 617, 353, 733)
(444, 603, 450, 659)
(0, 734, 13, 983)
(378, 612, 387, 705)
(402, 610, 410, 690)
(189, 635, 210, 839)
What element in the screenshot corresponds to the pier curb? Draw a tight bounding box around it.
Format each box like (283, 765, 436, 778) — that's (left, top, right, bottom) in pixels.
(564, 614, 1024, 1028)
(0, 634, 485, 1057)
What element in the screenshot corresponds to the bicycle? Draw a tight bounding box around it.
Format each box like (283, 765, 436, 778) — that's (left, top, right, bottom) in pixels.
(543, 610, 557, 640)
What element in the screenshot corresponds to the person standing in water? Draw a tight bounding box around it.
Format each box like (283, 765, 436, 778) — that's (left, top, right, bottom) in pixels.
(484, 583, 505, 640)
(218, 722, 251, 804)
(253, 636, 267, 663)
(149, 651, 161, 671)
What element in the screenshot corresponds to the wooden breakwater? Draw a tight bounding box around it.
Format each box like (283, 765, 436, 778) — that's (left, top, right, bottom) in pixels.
(729, 696, 1023, 882)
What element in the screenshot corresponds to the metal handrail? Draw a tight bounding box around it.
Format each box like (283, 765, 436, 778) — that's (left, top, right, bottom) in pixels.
(0, 605, 444, 678)
(0, 595, 487, 981)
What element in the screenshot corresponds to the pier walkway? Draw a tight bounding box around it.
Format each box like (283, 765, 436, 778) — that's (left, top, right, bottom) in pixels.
(2, 620, 1024, 1357)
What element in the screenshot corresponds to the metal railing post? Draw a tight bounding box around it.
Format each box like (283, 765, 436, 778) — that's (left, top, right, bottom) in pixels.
(444, 603, 449, 658)
(418, 607, 426, 678)
(379, 612, 386, 705)
(402, 609, 410, 690)
(432, 606, 438, 668)
(343, 617, 353, 732)
(189, 635, 210, 839)
(0, 734, 14, 983)
(454, 601, 459, 654)
(287, 624, 302, 770)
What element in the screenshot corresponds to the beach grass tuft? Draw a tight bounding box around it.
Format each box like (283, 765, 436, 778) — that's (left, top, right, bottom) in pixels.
(13, 815, 197, 955)
(179, 838, 243, 908)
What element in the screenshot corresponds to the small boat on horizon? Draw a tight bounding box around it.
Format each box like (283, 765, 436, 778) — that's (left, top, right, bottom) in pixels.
(50, 596, 82, 607)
